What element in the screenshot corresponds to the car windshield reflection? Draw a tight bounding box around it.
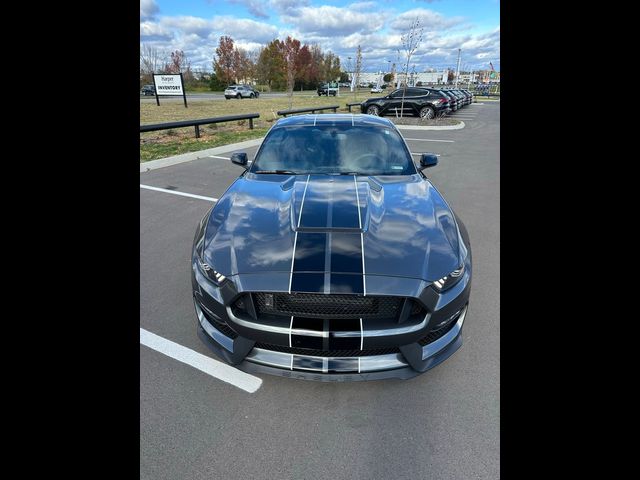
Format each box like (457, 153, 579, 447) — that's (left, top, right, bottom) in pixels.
(250, 124, 416, 176)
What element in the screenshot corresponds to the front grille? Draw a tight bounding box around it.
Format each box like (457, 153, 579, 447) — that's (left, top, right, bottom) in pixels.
(254, 342, 400, 357)
(253, 293, 403, 319)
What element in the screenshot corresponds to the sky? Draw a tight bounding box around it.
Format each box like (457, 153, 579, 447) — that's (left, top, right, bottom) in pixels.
(140, 0, 500, 73)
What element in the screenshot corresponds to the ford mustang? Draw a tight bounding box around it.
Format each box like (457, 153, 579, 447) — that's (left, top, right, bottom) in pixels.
(192, 114, 472, 381)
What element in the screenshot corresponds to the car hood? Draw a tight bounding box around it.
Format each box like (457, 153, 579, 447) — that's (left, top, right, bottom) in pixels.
(203, 173, 461, 283)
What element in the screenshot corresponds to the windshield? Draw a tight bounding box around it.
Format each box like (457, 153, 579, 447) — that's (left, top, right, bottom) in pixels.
(250, 124, 416, 175)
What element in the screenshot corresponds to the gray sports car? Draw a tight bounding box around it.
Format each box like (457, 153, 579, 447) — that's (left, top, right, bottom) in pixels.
(192, 114, 471, 381)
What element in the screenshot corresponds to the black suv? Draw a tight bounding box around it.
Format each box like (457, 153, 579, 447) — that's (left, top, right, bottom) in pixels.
(317, 83, 337, 96)
(360, 87, 450, 119)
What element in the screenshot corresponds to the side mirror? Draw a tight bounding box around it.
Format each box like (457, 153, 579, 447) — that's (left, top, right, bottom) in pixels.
(419, 153, 438, 170)
(231, 152, 248, 167)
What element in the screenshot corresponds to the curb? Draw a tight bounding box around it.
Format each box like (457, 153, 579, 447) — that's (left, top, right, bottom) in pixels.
(140, 138, 264, 172)
(395, 121, 465, 131)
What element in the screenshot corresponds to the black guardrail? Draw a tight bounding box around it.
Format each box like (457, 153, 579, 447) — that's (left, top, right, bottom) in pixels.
(276, 105, 339, 117)
(346, 102, 361, 112)
(140, 113, 260, 138)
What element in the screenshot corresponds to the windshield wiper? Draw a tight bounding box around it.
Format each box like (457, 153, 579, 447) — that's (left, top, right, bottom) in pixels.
(253, 170, 300, 175)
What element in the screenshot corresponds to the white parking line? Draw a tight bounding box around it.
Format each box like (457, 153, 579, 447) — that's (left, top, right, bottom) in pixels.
(403, 138, 454, 143)
(207, 155, 230, 160)
(140, 327, 262, 393)
(140, 184, 218, 202)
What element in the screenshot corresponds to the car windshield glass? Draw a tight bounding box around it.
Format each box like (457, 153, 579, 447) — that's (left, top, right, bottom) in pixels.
(250, 124, 417, 175)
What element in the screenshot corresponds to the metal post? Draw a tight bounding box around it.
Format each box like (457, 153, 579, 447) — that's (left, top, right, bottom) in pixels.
(195, 125, 200, 138)
(454, 48, 461, 88)
(152, 74, 160, 106)
(249, 118, 254, 129)
(181, 73, 188, 108)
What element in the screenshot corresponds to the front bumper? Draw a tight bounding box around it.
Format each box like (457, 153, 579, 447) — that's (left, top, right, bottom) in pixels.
(192, 257, 471, 381)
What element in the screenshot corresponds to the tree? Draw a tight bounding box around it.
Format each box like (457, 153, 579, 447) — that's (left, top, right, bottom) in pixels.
(280, 36, 301, 108)
(256, 39, 285, 89)
(309, 44, 324, 86)
(354, 45, 362, 98)
(383, 72, 394, 83)
(140, 43, 166, 85)
(295, 45, 312, 90)
(165, 50, 188, 74)
(214, 36, 237, 85)
(399, 17, 424, 117)
(235, 48, 255, 84)
(447, 70, 455, 84)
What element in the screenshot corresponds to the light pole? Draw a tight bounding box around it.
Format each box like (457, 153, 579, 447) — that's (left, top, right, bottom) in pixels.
(454, 48, 461, 88)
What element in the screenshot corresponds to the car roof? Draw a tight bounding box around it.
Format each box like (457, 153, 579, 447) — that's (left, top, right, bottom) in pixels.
(274, 114, 395, 129)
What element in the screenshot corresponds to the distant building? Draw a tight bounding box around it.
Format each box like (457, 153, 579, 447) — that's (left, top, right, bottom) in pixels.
(352, 69, 451, 87)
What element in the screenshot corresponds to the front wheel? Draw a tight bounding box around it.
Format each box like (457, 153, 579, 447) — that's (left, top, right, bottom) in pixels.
(420, 106, 435, 119)
(250, 93, 255, 98)
(366, 105, 380, 116)
(237, 94, 241, 99)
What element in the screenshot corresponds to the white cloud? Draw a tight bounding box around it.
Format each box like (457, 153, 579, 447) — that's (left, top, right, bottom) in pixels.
(229, 0, 270, 19)
(211, 17, 279, 43)
(140, 0, 159, 21)
(140, 21, 173, 41)
(391, 8, 465, 32)
(270, 0, 309, 14)
(281, 5, 385, 36)
(161, 16, 213, 38)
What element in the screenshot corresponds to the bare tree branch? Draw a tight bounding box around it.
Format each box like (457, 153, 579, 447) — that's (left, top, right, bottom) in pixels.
(399, 18, 424, 118)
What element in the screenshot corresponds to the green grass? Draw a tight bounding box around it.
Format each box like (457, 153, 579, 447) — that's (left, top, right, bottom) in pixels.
(140, 127, 269, 162)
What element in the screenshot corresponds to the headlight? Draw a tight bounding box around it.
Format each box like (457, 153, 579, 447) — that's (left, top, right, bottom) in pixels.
(432, 264, 465, 292)
(193, 208, 226, 285)
(196, 256, 227, 285)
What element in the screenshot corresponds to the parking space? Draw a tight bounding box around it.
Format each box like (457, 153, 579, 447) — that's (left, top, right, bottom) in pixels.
(140, 102, 499, 479)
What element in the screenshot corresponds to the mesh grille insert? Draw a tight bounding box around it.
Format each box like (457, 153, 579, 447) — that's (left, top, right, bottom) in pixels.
(201, 309, 238, 339)
(417, 314, 459, 346)
(253, 293, 402, 319)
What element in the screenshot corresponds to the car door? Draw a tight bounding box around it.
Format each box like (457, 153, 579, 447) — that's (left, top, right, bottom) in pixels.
(382, 89, 405, 115)
(404, 88, 428, 115)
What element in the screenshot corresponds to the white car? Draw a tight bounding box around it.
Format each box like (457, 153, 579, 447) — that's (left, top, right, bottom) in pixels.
(224, 85, 259, 99)
(371, 86, 383, 93)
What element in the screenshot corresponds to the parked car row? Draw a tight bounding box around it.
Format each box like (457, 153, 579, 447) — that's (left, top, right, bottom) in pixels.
(360, 87, 474, 119)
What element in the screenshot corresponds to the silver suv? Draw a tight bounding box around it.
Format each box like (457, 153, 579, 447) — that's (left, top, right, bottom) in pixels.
(224, 85, 259, 99)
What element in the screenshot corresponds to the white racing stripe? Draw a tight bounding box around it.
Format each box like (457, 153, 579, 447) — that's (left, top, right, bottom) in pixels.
(354, 176, 366, 296)
(140, 184, 218, 202)
(403, 138, 454, 143)
(140, 328, 262, 393)
(289, 175, 310, 293)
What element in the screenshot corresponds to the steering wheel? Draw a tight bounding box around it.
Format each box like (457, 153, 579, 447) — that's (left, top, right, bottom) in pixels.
(352, 153, 385, 171)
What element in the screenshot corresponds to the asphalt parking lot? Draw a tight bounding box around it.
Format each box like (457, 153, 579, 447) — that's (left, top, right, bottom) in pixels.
(140, 102, 499, 479)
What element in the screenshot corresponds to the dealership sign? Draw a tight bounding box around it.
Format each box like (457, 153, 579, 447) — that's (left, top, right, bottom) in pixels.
(152, 73, 188, 108)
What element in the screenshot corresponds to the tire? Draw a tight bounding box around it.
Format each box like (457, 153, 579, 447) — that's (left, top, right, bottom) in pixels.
(366, 105, 380, 116)
(237, 94, 241, 99)
(420, 106, 435, 119)
(250, 93, 255, 98)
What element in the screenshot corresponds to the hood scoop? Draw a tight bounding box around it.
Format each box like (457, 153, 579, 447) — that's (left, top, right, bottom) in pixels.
(293, 175, 368, 233)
